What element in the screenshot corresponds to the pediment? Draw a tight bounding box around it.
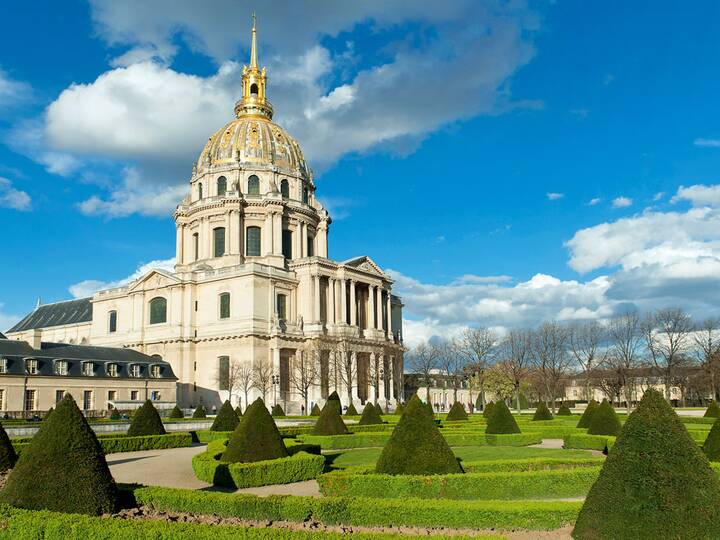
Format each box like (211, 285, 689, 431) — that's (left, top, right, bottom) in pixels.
(127, 269, 181, 293)
(342, 256, 386, 277)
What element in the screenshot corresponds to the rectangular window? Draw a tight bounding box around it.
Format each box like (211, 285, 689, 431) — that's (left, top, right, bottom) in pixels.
(246, 226, 261, 256)
(0, 358, 7, 374)
(150, 365, 161, 378)
(83, 390, 93, 410)
(24, 389, 36, 411)
(282, 229, 292, 259)
(131, 390, 139, 401)
(109, 310, 117, 333)
(26, 359, 38, 375)
(108, 390, 116, 402)
(82, 362, 94, 376)
(219, 293, 230, 319)
(277, 294, 287, 321)
(307, 235, 314, 257)
(0, 389, 4, 411)
(55, 390, 66, 403)
(193, 232, 199, 261)
(130, 365, 141, 378)
(213, 227, 226, 257)
(107, 363, 118, 377)
(55, 360, 68, 376)
(218, 356, 230, 391)
(151, 390, 160, 401)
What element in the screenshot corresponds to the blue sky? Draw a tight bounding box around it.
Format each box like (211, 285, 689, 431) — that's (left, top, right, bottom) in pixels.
(2, 1, 720, 343)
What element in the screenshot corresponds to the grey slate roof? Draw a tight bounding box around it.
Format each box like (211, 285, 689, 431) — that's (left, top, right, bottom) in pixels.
(0, 340, 177, 380)
(0, 332, 5, 339)
(7, 298, 93, 333)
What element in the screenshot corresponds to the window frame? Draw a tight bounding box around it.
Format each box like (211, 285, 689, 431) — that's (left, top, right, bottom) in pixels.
(26, 359, 38, 375)
(276, 293, 287, 321)
(213, 227, 226, 258)
(217, 176, 227, 196)
(82, 362, 94, 377)
(246, 226, 262, 256)
(130, 364, 141, 378)
(248, 175, 260, 196)
(150, 365, 162, 378)
(280, 179, 289, 198)
(282, 229, 292, 259)
(108, 310, 117, 333)
(107, 363, 119, 377)
(149, 297, 168, 325)
(219, 292, 231, 319)
(55, 360, 68, 376)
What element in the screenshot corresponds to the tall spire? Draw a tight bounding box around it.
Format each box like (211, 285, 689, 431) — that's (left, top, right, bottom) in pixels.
(235, 13, 273, 120)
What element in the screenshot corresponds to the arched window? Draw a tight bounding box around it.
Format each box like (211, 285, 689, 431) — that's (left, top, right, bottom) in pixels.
(213, 227, 225, 257)
(219, 292, 230, 319)
(149, 297, 167, 324)
(217, 176, 227, 196)
(250, 83, 258, 96)
(248, 175, 260, 195)
(198, 183, 203, 199)
(282, 229, 292, 259)
(108, 310, 117, 333)
(246, 226, 261, 256)
(280, 179, 289, 198)
(302, 186, 309, 204)
(276, 294, 287, 321)
(193, 232, 199, 261)
(218, 356, 230, 390)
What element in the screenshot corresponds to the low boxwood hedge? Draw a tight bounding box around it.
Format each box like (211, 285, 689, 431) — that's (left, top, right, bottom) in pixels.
(133, 485, 581, 531)
(12, 432, 192, 455)
(563, 433, 616, 452)
(318, 467, 601, 500)
(462, 457, 605, 473)
(192, 439, 325, 488)
(301, 431, 541, 450)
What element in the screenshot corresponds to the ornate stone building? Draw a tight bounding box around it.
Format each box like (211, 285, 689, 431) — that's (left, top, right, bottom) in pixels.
(6, 19, 404, 413)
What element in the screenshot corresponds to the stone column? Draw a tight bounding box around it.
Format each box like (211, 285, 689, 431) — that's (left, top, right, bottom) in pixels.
(378, 354, 386, 401)
(314, 274, 321, 323)
(293, 220, 302, 259)
(386, 292, 392, 337)
(328, 278, 336, 324)
(301, 222, 307, 257)
(273, 211, 283, 256)
(264, 213, 274, 256)
(387, 355, 395, 402)
(224, 212, 231, 255)
(175, 224, 184, 265)
(238, 212, 245, 256)
(368, 285, 376, 329)
(350, 280, 357, 326)
(375, 288, 382, 332)
(340, 279, 347, 324)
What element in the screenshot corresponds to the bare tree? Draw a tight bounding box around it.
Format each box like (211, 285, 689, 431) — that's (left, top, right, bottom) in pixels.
(437, 341, 466, 402)
(606, 311, 644, 412)
(568, 320, 607, 402)
(289, 344, 321, 414)
(642, 308, 693, 402)
(453, 328, 497, 409)
(236, 362, 254, 411)
(214, 357, 250, 406)
(251, 358, 274, 403)
(495, 329, 533, 412)
(407, 341, 441, 402)
(531, 322, 572, 412)
(694, 318, 720, 401)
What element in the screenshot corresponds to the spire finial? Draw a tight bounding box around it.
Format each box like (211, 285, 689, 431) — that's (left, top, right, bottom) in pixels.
(250, 12, 258, 69)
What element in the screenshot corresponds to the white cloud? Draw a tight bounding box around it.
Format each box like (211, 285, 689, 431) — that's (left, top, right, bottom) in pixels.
(588, 197, 602, 206)
(694, 138, 720, 148)
(0, 68, 30, 109)
(0, 303, 21, 333)
(671, 184, 720, 207)
(611, 196, 632, 208)
(653, 191, 665, 202)
(547, 192, 564, 200)
(0, 177, 31, 211)
(69, 257, 176, 298)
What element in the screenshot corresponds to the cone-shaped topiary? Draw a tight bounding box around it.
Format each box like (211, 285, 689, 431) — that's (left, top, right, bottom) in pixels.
(211, 400, 240, 431)
(271, 404, 285, 417)
(424, 401, 435, 418)
(169, 405, 184, 419)
(313, 397, 349, 435)
(235, 405, 242, 416)
(222, 398, 288, 463)
(376, 395, 462, 475)
(395, 402, 405, 415)
(127, 400, 166, 437)
(310, 403, 321, 416)
(482, 401, 495, 419)
(326, 391, 342, 415)
(587, 399, 622, 436)
(705, 400, 720, 418)
(374, 402, 384, 417)
(703, 418, 720, 461)
(192, 405, 206, 419)
(576, 399, 599, 428)
(572, 388, 720, 539)
(485, 400, 521, 434)
(109, 407, 120, 420)
(345, 403, 358, 416)
(446, 401, 469, 421)
(557, 402, 572, 416)
(0, 422, 17, 472)
(0, 394, 117, 515)
(44, 407, 54, 420)
(359, 402, 383, 425)
(532, 401, 553, 421)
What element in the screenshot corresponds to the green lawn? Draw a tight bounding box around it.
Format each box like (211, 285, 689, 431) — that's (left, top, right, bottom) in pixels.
(326, 445, 595, 469)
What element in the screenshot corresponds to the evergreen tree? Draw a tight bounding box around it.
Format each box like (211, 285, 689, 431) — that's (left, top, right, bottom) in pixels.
(573, 389, 720, 539)
(0, 422, 17, 472)
(446, 401, 469, 421)
(192, 405, 207, 419)
(532, 401, 553, 421)
(222, 398, 288, 463)
(485, 400, 521, 434)
(587, 399, 622, 436)
(358, 402, 383, 425)
(576, 399, 599, 429)
(210, 400, 240, 431)
(312, 396, 349, 435)
(0, 394, 117, 515)
(482, 401, 495, 419)
(169, 405, 184, 419)
(345, 402, 358, 416)
(376, 395, 462, 475)
(127, 400, 166, 437)
(704, 400, 720, 418)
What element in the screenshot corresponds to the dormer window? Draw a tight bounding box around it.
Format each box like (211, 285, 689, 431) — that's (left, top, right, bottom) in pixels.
(130, 364, 141, 378)
(26, 359, 38, 375)
(150, 365, 162, 378)
(0, 358, 6, 374)
(55, 360, 68, 376)
(107, 363, 119, 377)
(82, 362, 94, 376)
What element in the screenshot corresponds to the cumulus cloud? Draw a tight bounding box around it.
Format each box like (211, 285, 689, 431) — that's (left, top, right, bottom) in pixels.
(0, 177, 31, 211)
(69, 257, 176, 298)
(672, 184, 720, 207)
(588, 197, 602, 206)
(547, 192, 564, 200)
(26, 1, 540, 217)
(611, 196, 632, 208)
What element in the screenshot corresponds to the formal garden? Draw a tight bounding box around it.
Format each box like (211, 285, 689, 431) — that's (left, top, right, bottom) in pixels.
(2, 391, 720, 538)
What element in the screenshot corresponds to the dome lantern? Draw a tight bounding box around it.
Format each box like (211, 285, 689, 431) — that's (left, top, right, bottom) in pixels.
(235, 14, 273, 120)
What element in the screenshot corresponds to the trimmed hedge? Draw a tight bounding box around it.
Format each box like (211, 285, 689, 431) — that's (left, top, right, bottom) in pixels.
(358, 402, 383, 425)
(705, 400, 720, 418)
(235, 405, 243, 416)
(313, 397, 349, 436)
(133, 485, 581, 531)
(193, 439, 324, 488)
(374, 402, 384, 417)
(271, 404, 286, 417)
(310, 403, 321, 416)
(586, 399, 621, 436)
(703, 418, 720, 461)
(127, 400, 166, 437)
(192, 405, 207, 419)
(223, 398, 288, 463)
(211, 400, 240, 432)
(169, 405, 184, 419)
(532, 402, 553, 421)
(345, 403, 358, 416)
(319, 467, 601, 500)
(576, 399, 598, 429)
(563, 434, 615, 452)
(301, 431, 541, 450)
(446, 401, 469, 421)
(0, 422, 17, 471)
(557, 403, 572, 416)
(485, 401, 520, 434)
(101, 433, 192, 454)
(326, 391, 342, 415)
(463, 457, 604, 473)
(482, 401, 495, 418)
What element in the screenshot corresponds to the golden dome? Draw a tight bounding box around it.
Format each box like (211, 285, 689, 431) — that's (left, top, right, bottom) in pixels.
(196, 117, 309, 176)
